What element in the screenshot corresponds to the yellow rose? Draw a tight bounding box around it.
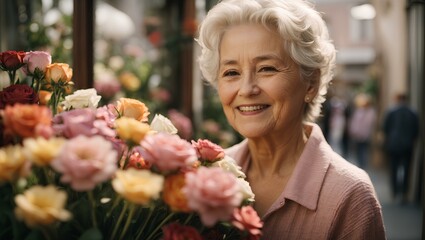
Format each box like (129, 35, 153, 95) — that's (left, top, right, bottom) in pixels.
(115, 117, 150, 144)
(115, 98, 150, 122)
(14, 185, 72, 227)
(0, 145, 31, 183)
(112, 169, 164, 205)
(45, 63, 73, 84)
(23, 137, 66, 166)
(119, 72, 141, 91)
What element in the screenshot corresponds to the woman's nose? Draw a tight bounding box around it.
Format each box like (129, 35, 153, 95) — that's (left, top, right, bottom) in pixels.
(238, 74, 260, 97)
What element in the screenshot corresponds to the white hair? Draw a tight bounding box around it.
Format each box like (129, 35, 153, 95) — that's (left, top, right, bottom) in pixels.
(197, 0, 336, 122)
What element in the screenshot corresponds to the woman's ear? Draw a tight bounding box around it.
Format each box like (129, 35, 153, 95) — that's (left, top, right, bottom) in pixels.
(305, 69, 320, 101)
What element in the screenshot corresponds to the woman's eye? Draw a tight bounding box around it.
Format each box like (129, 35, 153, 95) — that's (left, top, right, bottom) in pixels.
(259, 66, 277, 72)
(223, 70, 239, 77)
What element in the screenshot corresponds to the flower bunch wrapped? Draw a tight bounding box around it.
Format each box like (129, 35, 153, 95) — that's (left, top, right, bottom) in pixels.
(0, 50, 263, 240)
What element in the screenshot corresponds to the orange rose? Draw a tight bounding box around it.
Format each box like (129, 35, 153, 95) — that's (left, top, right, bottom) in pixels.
(38, 90, 52, 105)
(163, 172, 190, 212)
(115, 98, 150, 122)
(45, 63, 73, 84)
(2, 104, 52, 138)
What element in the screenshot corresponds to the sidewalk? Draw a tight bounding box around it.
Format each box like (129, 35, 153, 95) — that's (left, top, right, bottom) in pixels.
(367, 166, 422, 240)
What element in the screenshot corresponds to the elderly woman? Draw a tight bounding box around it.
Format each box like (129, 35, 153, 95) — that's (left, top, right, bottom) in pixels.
(197, 0, 386, 239)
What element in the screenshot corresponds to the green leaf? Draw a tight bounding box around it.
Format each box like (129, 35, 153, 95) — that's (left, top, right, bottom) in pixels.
(78, 228, 103, 240)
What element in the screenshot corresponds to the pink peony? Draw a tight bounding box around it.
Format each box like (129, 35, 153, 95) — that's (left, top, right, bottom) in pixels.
(232, 206, 263, 239)
(191, 139, 225, 162)
(50, 135, 118, 191)
(162, 223, 203, 240)
(139, 133, 197, 172)
(183, 167, 243, 226)
(52, 108, 115, 139)
(23, 51, 52, 75)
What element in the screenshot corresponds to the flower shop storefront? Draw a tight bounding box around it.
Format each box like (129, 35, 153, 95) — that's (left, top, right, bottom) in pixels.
(0, 0, 258, 239)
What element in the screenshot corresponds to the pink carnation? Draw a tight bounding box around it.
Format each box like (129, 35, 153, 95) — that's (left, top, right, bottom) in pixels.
(191, 139, 224, 162)
(50, 135, 118, 191)
(52, 108, 115, 139)
(183, 167, 243, 226)
(232, 206, 263, 239)
(139, 133, 197, 172)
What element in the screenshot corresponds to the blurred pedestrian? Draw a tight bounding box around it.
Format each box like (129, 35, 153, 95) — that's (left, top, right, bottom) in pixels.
(383, 93, 419, 203)
(348, 93, 377, 169)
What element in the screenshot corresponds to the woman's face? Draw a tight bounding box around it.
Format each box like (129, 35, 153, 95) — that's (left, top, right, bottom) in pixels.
(217, 24, 309, 139)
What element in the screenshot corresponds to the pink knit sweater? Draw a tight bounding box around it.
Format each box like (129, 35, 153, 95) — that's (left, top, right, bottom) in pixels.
(225, 123, 386, 239)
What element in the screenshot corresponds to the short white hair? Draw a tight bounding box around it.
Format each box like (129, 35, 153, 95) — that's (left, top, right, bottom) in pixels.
(197, 0, 336, 122)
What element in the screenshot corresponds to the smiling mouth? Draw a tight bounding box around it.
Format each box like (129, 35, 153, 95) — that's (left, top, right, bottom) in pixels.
(237, 105, 269, 112)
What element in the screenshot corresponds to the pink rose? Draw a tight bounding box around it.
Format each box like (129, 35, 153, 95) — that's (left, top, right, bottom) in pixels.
(50, 135, 118, 191)
(94, 74, 121, 99)
(140, 133, 197, 172)
(191, 139, 224, 162)
(23, 51, 52, 75)
(168, 109, 192, 140)
(183, 167, 243, 226)
(162, 223, 203, 240)
(232, 206, 263, 239)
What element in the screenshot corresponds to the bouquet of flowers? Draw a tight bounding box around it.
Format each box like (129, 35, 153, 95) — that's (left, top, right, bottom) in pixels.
(0, 50, 263, 240)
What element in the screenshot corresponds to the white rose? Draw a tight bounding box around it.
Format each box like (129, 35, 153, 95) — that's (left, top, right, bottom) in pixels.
(150, 114, 178, 135)
(212, 155, 246, 178)
(61, 88, 102, 110)
(237, 178, 255, 202)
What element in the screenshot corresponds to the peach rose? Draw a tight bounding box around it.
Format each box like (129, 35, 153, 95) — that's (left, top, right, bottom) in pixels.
(2, 104, 52, 138)
(45, 63, 73, 84)
(115, 98, 150, 122)
(119, 72, 141, 91)
(23, 137, 66, 166)
(38, 90, 52, 105)
(112, 169, 164, 205)
(0, 145, 31, 183)
(163, 172, 190, 212)
(14, 185, 72, 227)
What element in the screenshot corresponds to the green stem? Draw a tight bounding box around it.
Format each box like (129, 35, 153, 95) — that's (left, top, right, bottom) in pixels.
(183, 213, 194, 225)
(110, 201, 128, 240)
(145, 212, 175, 240)
(40, 225, 54, 240)
(105, 196, 121, 218)
(135, 206, 154, 240)
(87, 191, 98, 228)
(119, 204, 136, 239)
(42, 167, 51, 185)
(10, 70, 17, 84)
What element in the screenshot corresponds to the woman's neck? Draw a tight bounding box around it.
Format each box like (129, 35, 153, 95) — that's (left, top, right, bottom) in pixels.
(247, 123, 308, 178)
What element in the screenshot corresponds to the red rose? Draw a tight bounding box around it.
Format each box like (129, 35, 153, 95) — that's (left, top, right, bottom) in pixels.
(0, 84, 39, 109)
(162, 223, 203, 240)
(0, 50, 26, 71)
